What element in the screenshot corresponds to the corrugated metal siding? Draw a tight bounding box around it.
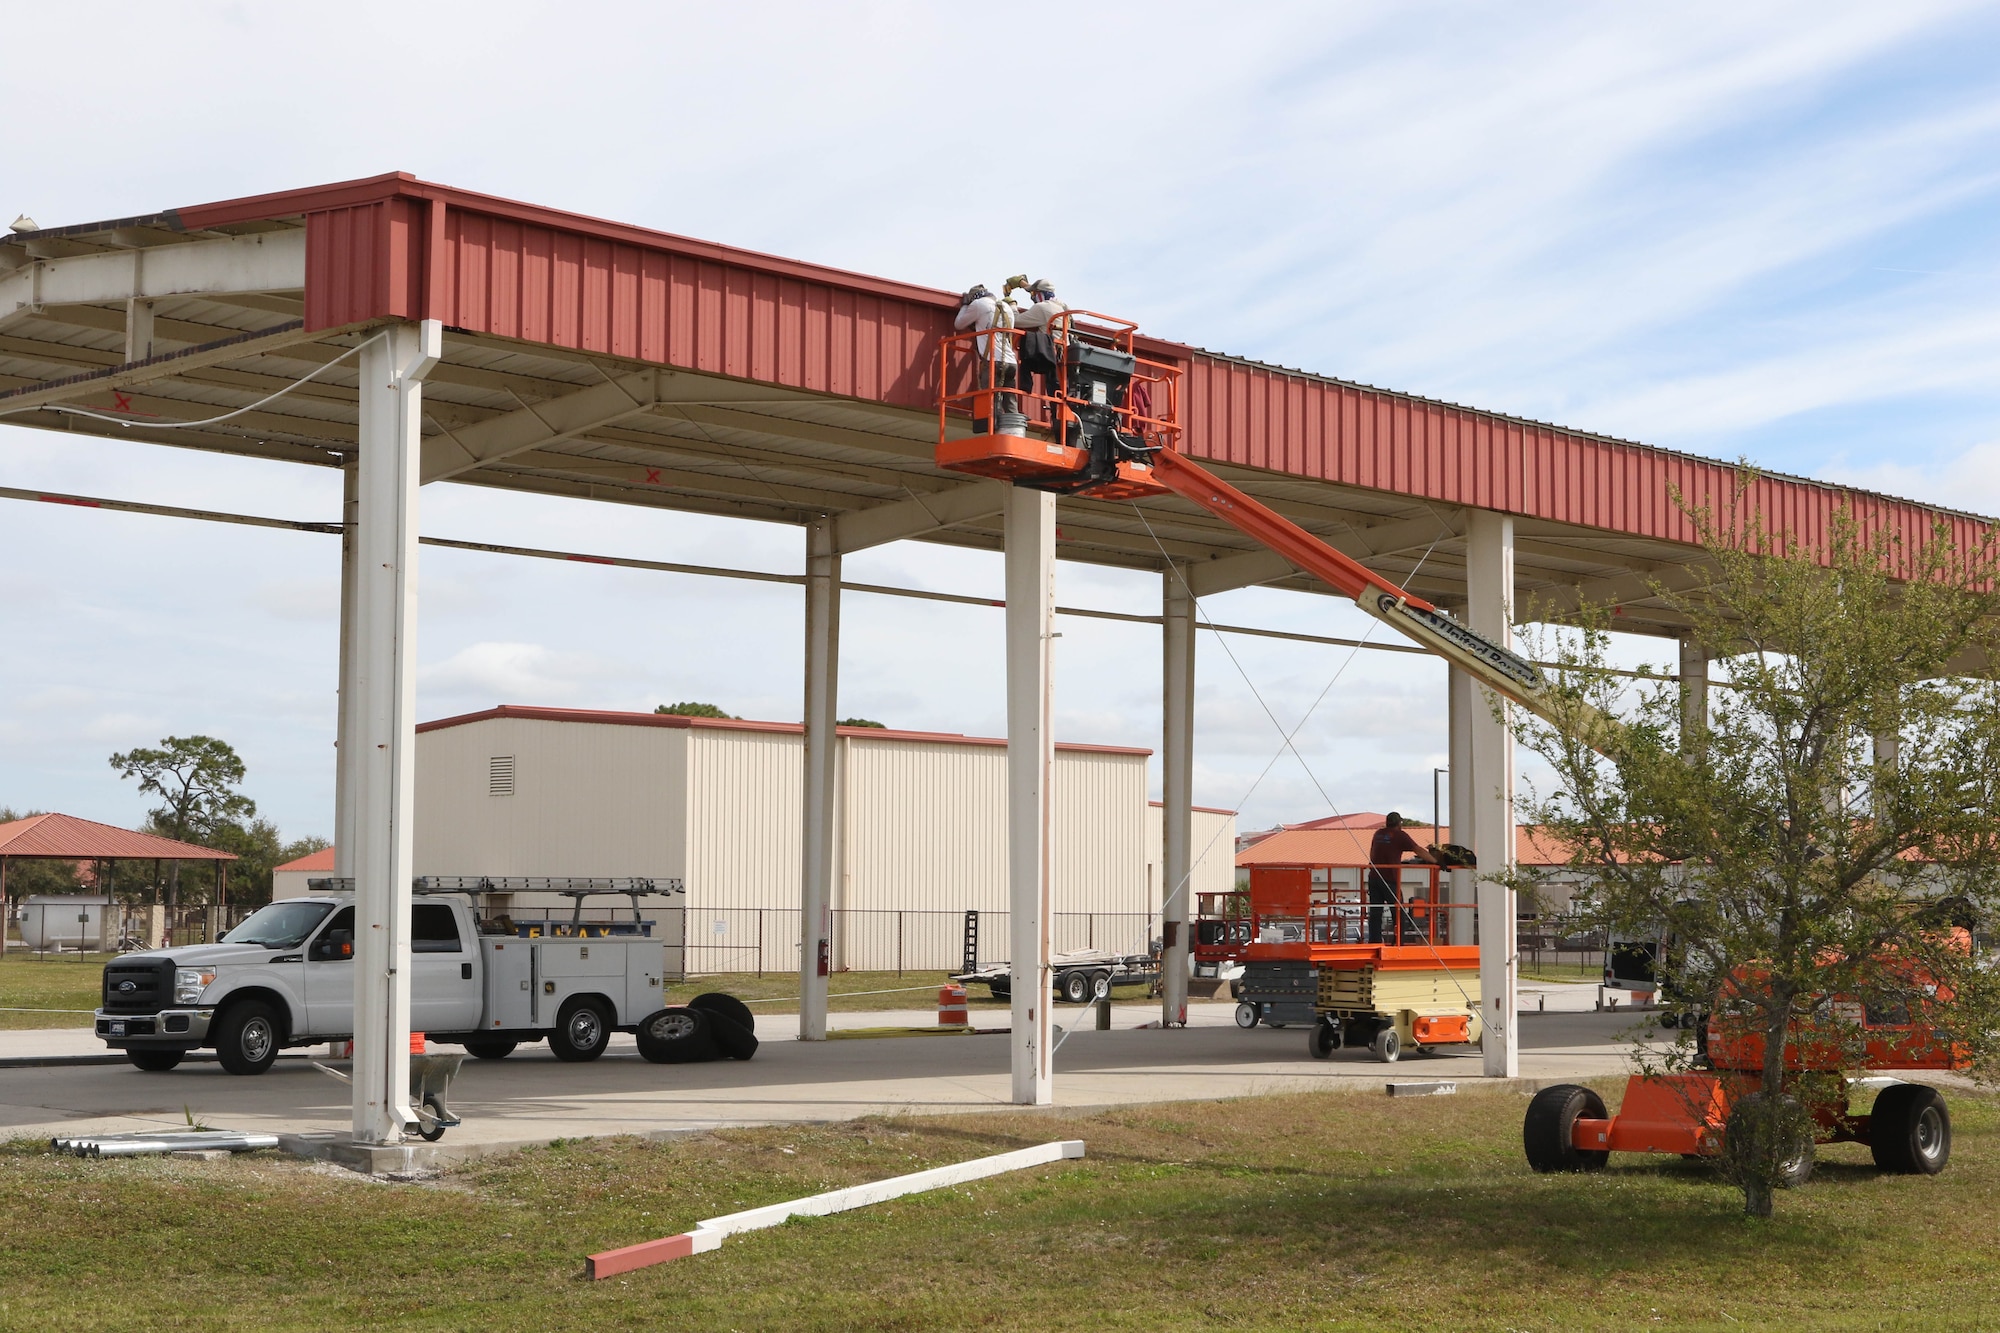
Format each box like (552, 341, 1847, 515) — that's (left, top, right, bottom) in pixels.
(685, 728, 801, 914)
(1051, 751, 1150, 916)
(842, 737, 1009, 913)
(241, 173, 1985, 557)
(1184, 354, 1993, 559)
(1144, 805, 1239, 906)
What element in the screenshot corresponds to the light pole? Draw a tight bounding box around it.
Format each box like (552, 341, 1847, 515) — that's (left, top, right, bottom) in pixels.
(1433, 767, 1448, 842)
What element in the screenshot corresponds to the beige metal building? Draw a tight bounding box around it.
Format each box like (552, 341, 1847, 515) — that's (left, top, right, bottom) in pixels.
(403, 706, 1235, 973)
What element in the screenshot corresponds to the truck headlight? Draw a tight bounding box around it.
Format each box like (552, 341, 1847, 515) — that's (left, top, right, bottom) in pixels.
(174, 968, 217, 1004)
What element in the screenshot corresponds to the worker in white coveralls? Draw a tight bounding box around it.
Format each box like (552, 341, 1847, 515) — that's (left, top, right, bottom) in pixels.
(954, 283, 1017, 434)
(1008, 276, 1068, 404)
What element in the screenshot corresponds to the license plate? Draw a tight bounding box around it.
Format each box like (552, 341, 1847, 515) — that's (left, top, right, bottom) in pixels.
(109, 1021, 126, 1036)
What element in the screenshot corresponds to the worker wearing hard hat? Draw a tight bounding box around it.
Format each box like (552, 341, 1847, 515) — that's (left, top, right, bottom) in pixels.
(954, 283, 1017, 435)
(1367, 812, 1439, 944)
(1009, 277, 1068, 403)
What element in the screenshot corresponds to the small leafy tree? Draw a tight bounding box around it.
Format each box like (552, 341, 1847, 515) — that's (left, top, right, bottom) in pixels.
(836, 717, 887, 729)
(110, 736, 256, 909)
(654, 702, 735, 719)
(1514, 477, 2000, 1217)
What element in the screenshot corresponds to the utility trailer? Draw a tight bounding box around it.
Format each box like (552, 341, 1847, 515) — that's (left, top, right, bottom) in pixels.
(955, 949, 1160, 1004)
(1525, 941, 1969, 1182)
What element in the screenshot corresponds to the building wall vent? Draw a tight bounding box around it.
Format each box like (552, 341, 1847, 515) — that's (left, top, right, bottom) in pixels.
(488, 755, 516, 797)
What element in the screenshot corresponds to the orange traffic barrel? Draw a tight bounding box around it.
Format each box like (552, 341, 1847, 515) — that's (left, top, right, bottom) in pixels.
(938, 984, 969, 1026)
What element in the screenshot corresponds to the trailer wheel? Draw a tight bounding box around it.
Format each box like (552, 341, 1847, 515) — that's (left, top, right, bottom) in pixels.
(1308, 1019, 1341, 1060)
(1657, 1011, 1679, 1029)
(636, 1007, 720, 1064)
(463, 1039, 517, 1061)
(688, 992, 756, 1035)
(1371, 1028, 1400, 1063)
(1234, 1002, 1260, 1029)
(1870, 1084, 1951, 1176)
(1089, 972, 1112, 1002)
(1060, 971, 1091, 1004)
(126, 1049, 184, 1072)
(550, 997, 612, 1062)
(215, 999, 281, 1075)
(1523, 1083, 1610, 1173)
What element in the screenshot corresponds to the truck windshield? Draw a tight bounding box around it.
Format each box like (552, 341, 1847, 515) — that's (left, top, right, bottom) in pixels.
(222, 901, 335, 949)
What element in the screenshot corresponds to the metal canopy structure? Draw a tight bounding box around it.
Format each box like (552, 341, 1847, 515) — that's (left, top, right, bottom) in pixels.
(4, 172, 1983, 635)
(4, 172, 1989, 1138)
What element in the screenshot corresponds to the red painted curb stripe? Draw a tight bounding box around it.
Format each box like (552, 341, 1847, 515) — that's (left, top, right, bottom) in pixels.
(586, 1232, 697, 1280)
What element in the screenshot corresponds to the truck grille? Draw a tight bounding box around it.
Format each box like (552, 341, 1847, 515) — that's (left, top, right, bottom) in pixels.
(101, 959, 175, 1015)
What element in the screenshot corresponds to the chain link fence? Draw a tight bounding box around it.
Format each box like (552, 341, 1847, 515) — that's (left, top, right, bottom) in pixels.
(676, 907, 1162, 977)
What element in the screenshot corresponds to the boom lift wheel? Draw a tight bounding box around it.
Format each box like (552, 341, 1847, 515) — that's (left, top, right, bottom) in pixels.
(1869, 1084, 1951, 1175)
(1523, 1083, 1610, 1173)
(1234, 1002, 1260, 1029)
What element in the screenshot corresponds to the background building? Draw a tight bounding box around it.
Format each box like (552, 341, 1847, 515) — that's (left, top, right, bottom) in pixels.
(279, 705, 1236, 975)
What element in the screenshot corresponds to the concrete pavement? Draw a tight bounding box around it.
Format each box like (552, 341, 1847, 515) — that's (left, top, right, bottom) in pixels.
(1, 999, 1668, 1165)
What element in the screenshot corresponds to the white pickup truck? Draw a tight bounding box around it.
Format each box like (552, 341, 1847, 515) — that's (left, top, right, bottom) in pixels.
(95, 881, 680, 1074)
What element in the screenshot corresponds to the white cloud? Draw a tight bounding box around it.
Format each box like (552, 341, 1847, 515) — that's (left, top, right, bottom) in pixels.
(418, 642, 640, 707)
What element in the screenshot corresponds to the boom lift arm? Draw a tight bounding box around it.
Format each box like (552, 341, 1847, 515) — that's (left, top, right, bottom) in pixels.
(935, 308, 1611, 738)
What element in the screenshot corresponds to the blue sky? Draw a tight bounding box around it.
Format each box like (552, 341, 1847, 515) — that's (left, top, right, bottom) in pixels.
(4, 2, 1999, 844)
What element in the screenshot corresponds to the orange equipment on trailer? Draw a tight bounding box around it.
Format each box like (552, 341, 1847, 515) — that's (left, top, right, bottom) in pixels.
(1190, 889, 1252, 995)
(1524, 937, 1969, 1182)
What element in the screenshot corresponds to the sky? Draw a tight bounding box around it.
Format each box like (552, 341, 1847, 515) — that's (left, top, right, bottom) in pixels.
(4, 2, 2000, 845)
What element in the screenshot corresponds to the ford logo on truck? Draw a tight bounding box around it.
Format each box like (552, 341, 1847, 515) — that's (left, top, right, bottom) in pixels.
(118, 980, 136, 993)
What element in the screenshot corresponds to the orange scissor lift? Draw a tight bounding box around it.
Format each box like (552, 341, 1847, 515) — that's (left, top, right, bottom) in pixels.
(1234, 862, 1482, 1062)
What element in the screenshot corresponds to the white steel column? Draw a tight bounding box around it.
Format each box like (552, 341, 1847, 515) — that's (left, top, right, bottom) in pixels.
(1464, 511, 1518, 1078)
(334, 458, 361, 877)
(1446, 662, 1475, 947)
(799, 519, 840, 1041)
(350, 320, 440, 1144)
(1006, 486, 1056, 1105)
(1159, 568, 1196, 1027)
(1678, 635, 1709, 749)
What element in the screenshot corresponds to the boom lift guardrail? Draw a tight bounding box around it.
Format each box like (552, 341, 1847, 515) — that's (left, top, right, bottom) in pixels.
(936, 309, 1602, 734)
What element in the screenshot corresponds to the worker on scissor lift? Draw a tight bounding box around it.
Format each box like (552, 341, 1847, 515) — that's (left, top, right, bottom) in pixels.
(953, 283, 1017, 435)
(1367, 813, 1438, 944)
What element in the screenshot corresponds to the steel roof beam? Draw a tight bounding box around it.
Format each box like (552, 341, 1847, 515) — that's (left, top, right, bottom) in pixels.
(831, 480, 1009, 554)
(422, 370, 665, 483)
(0, 321, 364, 417)
(0, 231, 305, 334)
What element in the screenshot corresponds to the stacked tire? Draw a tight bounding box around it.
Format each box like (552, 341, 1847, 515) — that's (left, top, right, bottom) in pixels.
(636, 992, 759, 1065)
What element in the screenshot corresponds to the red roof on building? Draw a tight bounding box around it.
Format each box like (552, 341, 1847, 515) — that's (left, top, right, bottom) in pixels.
(0, 813, 235, 861)
(273, 846, 336, 874)
(416, 704, 1154, 757)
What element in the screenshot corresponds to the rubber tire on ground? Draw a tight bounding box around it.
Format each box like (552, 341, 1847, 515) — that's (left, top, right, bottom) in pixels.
(418, 1093, 448, 1142)
(1371, 1028, 1400, 1063)
(126, 1048, 184, 1072)
(635, 1006, 721, 1064)
(1523, 1083, 1611, 1173)
(214, 999, 281, 1076)
(463, 1039, 517, 1061)
(1658, 1011, 1679, 1029)
(1724, 1094, 1816, 1189)
(1308, 1019, 1341, 1060)
(1089, 972, 1112, 1001)
(1234, 1002, 1260, 1029)
(550, 997, 612, 1063)
(1060, 971, 1091, 1004)
(1870, 1084, 1951, 1176)
(705, 1013, 760, 1061)
(688, 992, 757, 1035)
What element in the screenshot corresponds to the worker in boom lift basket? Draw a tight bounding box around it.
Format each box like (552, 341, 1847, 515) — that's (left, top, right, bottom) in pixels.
(953, 283, 1018, 435)
(1367, 812, 1438, 944)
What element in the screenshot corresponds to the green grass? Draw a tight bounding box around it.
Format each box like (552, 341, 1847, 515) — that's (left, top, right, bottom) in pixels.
(1518, 961, 1602, 983)
(0, 953, 109, 1029)
(669, 970, 1157, 1014)
(1, 1083, 1994, 1330)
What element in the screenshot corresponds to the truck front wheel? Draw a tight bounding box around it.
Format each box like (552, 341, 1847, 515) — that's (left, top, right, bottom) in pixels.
(551, 998, 612, 1062)
(215, 1000, 281, 1075)
(126, 1048, 185, 1072)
